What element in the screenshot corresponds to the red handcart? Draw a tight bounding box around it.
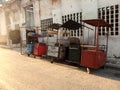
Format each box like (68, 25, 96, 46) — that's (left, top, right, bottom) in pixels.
(61, 19, 111, 73)
(81, 19, 111, 73)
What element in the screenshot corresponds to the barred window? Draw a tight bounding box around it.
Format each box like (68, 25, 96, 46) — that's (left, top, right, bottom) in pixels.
(98, 5, 119, 36)
(41, 18, 53, 36)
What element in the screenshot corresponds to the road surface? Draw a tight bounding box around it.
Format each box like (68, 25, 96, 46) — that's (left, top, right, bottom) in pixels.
(0, 48, 120, 90)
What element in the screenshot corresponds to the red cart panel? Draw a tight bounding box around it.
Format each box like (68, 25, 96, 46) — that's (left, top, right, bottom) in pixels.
(33, 43, 47, 56)
(81, 50, 106, 69)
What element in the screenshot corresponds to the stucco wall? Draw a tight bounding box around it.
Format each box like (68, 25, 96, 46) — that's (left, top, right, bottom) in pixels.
(98, 0, 120, 8)
(61, 0, 82, 15)
(33, 0, 40, 27)
(40, 0, 52, 20)
(2, 0, 120, 58)
(98, 0, 120, 57)
(0, 9, 7, 35)
(0, 9, 7, 44)
(81, 0, 98, 20)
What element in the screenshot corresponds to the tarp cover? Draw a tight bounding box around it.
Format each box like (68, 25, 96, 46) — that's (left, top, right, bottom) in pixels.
(83, 19, 112, 27)
(48, 23, 61, 30)
(61, 20, 82, 30)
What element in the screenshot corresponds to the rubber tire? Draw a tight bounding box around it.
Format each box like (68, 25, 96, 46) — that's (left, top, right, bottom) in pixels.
(34, 55, 36, 58)
(50, 58, 54, 63)
(87, 68, 90, 74)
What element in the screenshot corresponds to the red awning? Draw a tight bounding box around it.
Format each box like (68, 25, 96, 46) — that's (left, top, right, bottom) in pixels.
(83, 19, 112, 27)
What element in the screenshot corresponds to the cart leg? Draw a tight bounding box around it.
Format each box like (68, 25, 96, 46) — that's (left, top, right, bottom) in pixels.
(28, 54, 30, 56)
(101, 66, 105, 69)
(34, 55, 36, 58)
(87, 68, 90, 74)
(50, 58, 54, 63)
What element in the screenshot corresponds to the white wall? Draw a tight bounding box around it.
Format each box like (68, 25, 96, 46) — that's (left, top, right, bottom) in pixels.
(81, 0, 98, 20)
(98, 0, 120, 8)
(52, 0, 62, 24)
(98, 0, 120, 57)
(0, 9, 7, 44)
(33, 0, 40, 27)
(40, 0, 52, 20)
(61, 0, 82, 15)
(0, 10, 7, 35)
(6, 0, 120, 58)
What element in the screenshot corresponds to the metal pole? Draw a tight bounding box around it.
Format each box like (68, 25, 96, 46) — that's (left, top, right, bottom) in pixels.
(19, 26, 22, 55)
(96, 27, 99, 51)
(94, 27, 96, 46)
(106, 30, 109, 53)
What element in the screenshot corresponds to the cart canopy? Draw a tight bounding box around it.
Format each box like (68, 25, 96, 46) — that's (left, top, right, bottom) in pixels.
(48, 23, 61, 30)
(83, 19, 112, 27)
(61, 20, 82, 30)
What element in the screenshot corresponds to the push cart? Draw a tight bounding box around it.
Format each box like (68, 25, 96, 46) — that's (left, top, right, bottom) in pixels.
(81, 19, 111, 73)
(47, 23, 66, 62)
(61, 19, 111, 73)
(61, 20, 91, 64)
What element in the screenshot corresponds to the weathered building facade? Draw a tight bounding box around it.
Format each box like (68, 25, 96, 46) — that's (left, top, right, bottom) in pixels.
(0, 7, 7, 44)
(0, 0, 120, 59)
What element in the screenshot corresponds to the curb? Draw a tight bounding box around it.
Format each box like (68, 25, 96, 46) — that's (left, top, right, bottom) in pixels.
(105, 63, 120, 70)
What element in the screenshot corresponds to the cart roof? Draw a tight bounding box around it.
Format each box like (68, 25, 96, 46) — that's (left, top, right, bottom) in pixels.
(48, 23, 61, 30)
(61, 20, 82, 30)
(83, 19, 112, 27)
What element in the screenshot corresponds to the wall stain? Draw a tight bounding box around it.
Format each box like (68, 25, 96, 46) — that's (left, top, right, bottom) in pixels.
(52, 0, 58, 4)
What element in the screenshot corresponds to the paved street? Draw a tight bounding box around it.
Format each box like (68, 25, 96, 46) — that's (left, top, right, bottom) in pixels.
(0, 48, 120, 90)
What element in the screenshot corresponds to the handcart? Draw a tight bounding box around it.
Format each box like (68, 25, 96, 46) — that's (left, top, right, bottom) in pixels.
(61, 20, 91, 64)
(47, 23, 66, 63)
(81, 19, 111, 73)
(61, 19, 111, 73)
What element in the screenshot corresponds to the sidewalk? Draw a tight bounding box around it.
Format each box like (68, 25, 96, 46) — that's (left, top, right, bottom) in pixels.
(0, 44, 11, 49)
(106, 58, 120, 70)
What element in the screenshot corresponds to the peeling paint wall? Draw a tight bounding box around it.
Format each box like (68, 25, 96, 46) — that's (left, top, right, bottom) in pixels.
(1, 0, 120, 57)
(40, 0, 52, 20)
(0, 9, 7, 35)
(81, 0, 98, 20)
(52, 0, 62, 23)
(51, 0, 120, 58)
(98, 0, 120, 8)
(61, 0, 82, 15)
(33, 0, 40, 27)
(98, 0, 120, 57)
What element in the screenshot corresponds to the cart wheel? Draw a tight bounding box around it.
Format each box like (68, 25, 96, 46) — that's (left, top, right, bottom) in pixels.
(50, 58, 54, 63)
(28, 54, 30, 56)
(87, 68, 90, 74)
(34, 55, 36, 58)
(101, 66, 105, 69)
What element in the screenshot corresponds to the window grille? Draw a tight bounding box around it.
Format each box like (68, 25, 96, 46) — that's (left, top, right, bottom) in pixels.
(98, 4, 119, 36)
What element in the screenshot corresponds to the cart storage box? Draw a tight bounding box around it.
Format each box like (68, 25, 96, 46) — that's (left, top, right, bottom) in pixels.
(81, 50, 106, 69)
(66, 37, 81, 64)
(33, 43, 47, 56)
(67, 44, 81, 64)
